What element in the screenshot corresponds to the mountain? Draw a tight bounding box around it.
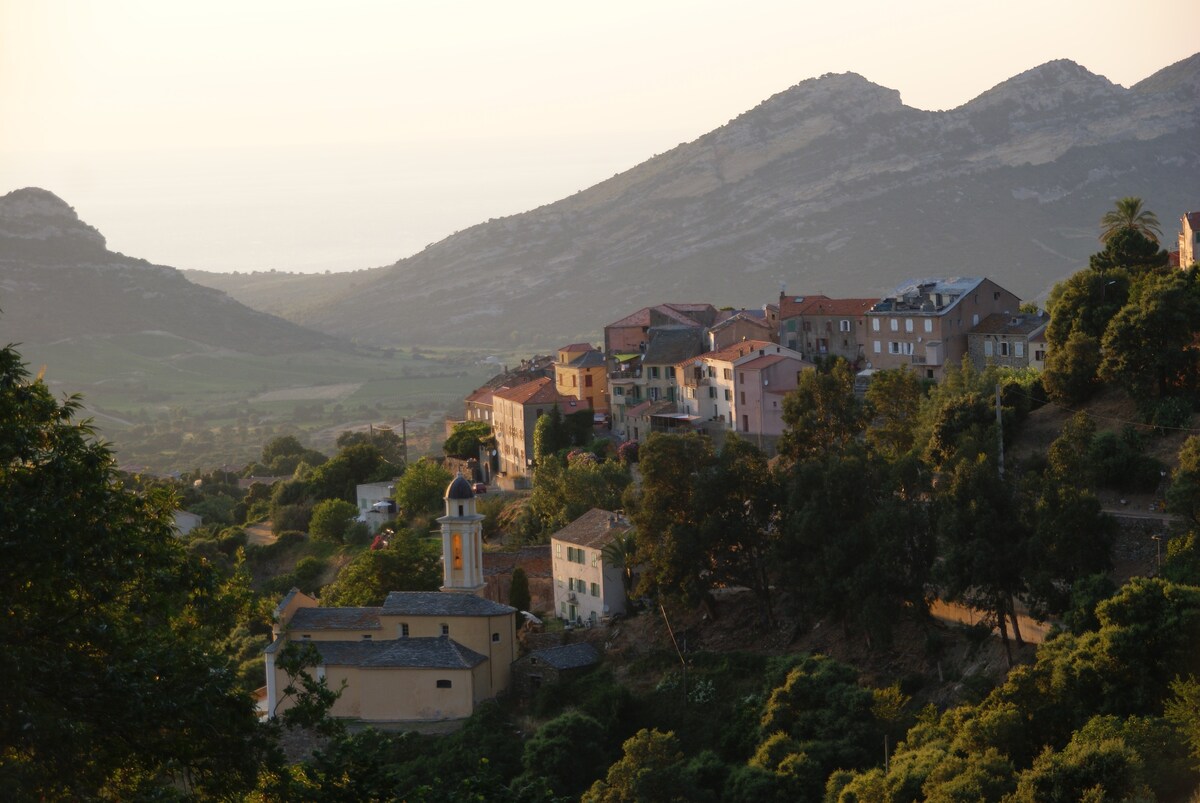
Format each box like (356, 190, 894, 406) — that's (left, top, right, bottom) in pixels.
(240, 54, 1200, 348)
(0, 188, 342, 354)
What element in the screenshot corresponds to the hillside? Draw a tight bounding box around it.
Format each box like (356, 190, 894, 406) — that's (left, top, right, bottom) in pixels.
(210, 53, 1200, 348)
(0, 188, 343, 355)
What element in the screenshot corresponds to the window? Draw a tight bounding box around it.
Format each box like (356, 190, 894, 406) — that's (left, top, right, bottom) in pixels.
(889, 342, 914, 355)
(924, 319, 933, 333)
(803, 321, 812, 332)
(436, 679, 452, 689)
(1015, 342, 1025, 358)
(648, 387, 660, 401)
(401, 623, 409, 637)
(441, 624, 450, 636)
(873, 340, 881, 353)
(890, 319, 899, 332)
(984, 340, 994, 357)
(840, 319, 851, 332)
(555, 543, 562, 557)
(452, 533, 462, 570)
(742, 414, 749, 432)
(787, 319, 796, 332)
(590, 582, 600, 597)
(872, 318, 880, 331)
(362, 634, 372, 640)
(740, 391, 746, 405)
(905, 319, 914, 332)
(571, 375, 577, 387)
(707, 366, 715, 378)
(649, 367, 660, 379)
(723, 368, 732, 380)
(739, 372, 744, 385)
(301, 634, 311, 640)
(724, 389, 732, 401)
(614, 386, 624, 396)
(973, 313, 979, 326)
(708, 387, 716, 398)
(1000, 341, 1010, 357)
(492, 632, 501, 643)
(592, 553, 599, 567)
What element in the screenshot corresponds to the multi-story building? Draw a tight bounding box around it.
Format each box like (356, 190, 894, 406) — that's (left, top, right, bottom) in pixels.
(676, 340, 811, 448)
(550, 508, 633, 626)
(705, 309, 776, 350)
(967, 312, 1049, 372)
(864, 278, 1020, 381)
(553, 343, 609, 414)
(778, 293, 877, 365)
(610, 326, 704, 440)
(492, 377, 580, 478)
(603, 303, 718, 356)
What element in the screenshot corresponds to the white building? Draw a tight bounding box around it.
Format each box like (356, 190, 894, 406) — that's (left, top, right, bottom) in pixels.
(550, 508, 633, 625)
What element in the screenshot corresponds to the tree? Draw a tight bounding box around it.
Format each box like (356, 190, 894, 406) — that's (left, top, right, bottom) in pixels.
(319, 530, 441, 606)
(308, 442, 399, 504)
(582, 729, 695, 803)
(1100, 196, 1162, 245)
(393, 458, 453, 517)
(533, 405, 569, 462)
(864, 367, 925, 459)
(935, 453, 1031, 662)
(0, 344, 270, 798)
(1167, 436, 1200, 530)
(520, 710, 612, 799)
(508, 567, 531, 613)
(443, 420, 491, 459)
(1100, 271, 1200, 402)
(529, 454, 631, 534)
(1042, 331, 1103, 405)
(337, 427, 406, 467)
(309, 498, 358, 543)
(778, 361, 865, 461)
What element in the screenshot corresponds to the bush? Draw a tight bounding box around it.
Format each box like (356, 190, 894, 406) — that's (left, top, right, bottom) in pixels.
(344, 521, 371, 547)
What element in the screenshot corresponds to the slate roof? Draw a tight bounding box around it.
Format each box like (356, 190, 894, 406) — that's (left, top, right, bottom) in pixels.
(266, 636, 487, 669)
(709, 312, 771, 332)
(970, 312, 1048, 337)
(870, 278, 986, 314)
(289, 606, 383, 631)
(566, 350, 606, 369)
(381, 591, 515, 617)
(606, 303, 715, 330)
(643, 326, 704, 365)
(526, 642, 601, 671)
(551, 508, 632, 550)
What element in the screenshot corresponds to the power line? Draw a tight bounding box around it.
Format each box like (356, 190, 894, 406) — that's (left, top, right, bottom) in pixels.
(1011, 386, 1200, 434)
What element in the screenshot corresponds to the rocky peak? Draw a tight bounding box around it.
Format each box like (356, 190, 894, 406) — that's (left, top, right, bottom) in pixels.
(0, 187, 107, 253)
(964, 59, 1121, 114)
(746, 71, 905, 126)
(1133, 51, 1200, 98)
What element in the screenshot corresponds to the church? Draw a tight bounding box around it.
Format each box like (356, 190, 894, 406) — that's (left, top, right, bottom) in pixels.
(264, 473, 517, 722)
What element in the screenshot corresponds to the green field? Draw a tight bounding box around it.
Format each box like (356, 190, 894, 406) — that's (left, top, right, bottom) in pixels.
(16, 333, 515, 473)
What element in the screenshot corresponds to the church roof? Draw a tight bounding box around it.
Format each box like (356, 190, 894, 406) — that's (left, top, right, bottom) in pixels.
(381, 591, 515, 617)
(267, 636, 487, 669)
(288, 606, 382, 630)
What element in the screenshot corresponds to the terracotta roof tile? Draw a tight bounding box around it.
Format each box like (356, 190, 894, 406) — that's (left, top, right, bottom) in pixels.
(492, 377, 568, 405)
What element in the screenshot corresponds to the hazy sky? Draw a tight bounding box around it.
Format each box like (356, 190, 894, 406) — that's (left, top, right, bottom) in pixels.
(2, 0, 1195, 273)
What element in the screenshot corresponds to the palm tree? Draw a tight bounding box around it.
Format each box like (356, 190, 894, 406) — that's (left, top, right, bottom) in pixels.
(1100, 197, 1162, 244)
(601, 529, 637, 604)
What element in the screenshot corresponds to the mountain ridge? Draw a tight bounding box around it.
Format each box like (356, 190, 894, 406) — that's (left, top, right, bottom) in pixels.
(261, 53, 1198, 347)
(0, 188, 346, 355)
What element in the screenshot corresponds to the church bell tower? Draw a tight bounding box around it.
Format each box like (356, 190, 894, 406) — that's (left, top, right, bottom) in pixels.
(437, 472, 486, 595)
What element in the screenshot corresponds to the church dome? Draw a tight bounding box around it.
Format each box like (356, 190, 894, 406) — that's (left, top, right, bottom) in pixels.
(445, 472, 475, 500)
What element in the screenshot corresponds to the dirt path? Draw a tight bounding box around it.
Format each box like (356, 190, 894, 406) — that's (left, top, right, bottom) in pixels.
(929, 599, 1051, 645)
(245, 522, 276, 546)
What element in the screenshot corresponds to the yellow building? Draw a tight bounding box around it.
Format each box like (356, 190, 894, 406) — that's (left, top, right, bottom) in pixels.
(265, 474, 517, 723)
(553, 343, 609, 414)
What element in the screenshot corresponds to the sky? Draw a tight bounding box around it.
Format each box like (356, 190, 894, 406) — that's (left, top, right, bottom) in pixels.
(1, 0, 1195, 273)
